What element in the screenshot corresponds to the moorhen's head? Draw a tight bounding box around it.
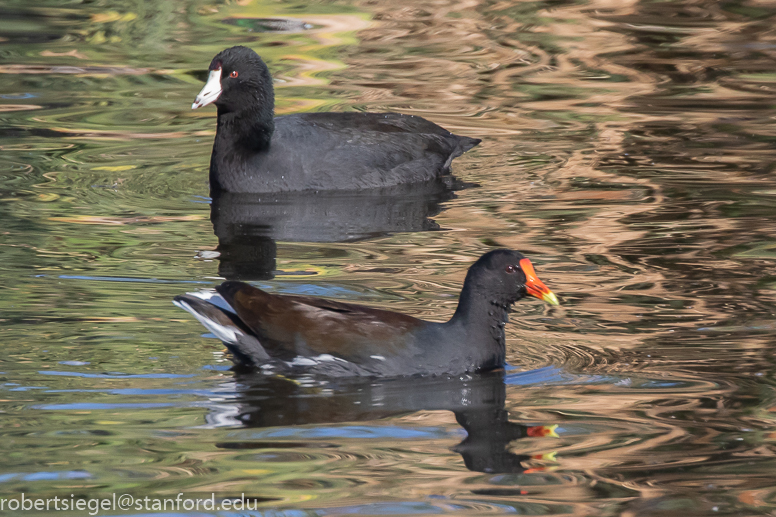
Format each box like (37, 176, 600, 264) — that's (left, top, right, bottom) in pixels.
(192, 46, 274, 118)
(463, 249, 559, 307)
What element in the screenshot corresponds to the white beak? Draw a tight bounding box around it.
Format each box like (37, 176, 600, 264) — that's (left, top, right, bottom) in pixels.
(192, 69, 222, 109)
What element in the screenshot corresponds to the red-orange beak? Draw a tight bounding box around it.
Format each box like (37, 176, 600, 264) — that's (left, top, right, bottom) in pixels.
(519, 258, 559, 306)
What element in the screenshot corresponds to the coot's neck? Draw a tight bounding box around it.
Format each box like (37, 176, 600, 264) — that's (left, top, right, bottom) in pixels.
(215, 103, 275, 153)
(448, 283, 514, 365)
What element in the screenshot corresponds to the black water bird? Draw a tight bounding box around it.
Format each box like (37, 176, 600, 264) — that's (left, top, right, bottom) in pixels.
(174, 249, 559, 376)
(192, 46, 481, 193)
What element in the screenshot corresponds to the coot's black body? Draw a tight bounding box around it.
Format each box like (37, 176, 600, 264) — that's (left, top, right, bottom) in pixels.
(193, 46, 480, 193)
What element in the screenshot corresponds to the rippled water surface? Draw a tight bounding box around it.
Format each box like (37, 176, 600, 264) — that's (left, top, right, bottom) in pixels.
(2, 0, 776, 515)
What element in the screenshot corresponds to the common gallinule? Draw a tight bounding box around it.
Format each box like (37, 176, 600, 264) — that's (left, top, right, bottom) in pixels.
(192, 46, 481, 193)
(174, 249, 558, 376)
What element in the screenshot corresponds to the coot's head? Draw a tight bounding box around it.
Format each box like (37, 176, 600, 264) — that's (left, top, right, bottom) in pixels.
(464, 249, 559, 306)
(192, 46, 274, 117)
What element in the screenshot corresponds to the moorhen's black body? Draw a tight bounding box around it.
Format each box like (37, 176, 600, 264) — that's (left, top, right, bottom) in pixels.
(174, 249, 559, 377)
(192, 46, 481, 193)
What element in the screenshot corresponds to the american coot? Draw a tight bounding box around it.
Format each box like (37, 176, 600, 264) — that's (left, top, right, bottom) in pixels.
(192, 46, 481, 193)
(173, 249, 559, 376)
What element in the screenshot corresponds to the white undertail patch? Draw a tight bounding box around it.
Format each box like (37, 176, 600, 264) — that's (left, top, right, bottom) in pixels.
(173, 299, 241, 345)
(186, 290, 236, 314)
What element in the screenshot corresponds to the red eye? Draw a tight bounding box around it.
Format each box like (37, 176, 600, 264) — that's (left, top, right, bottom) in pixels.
(505, 264, 517, 274)
(230, 70, 238, 78)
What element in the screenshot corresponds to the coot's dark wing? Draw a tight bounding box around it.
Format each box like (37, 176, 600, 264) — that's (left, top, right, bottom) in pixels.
(250, 112, 479, 190)
(297, 112, 479, 149)
(296, 112, 480, 166)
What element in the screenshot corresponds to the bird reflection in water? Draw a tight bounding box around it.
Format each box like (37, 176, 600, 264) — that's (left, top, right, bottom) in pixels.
(210, 370, 557, 474)
(209, 178, 464, 280)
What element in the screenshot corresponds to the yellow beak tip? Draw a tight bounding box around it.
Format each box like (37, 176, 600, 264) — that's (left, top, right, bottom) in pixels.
(543, 292, 560, 306)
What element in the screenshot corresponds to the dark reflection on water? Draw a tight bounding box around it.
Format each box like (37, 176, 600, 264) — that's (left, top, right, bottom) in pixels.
(212, 178, 462, 280)
(2, 0, 776, 514)
(216, 371, 541, 474)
